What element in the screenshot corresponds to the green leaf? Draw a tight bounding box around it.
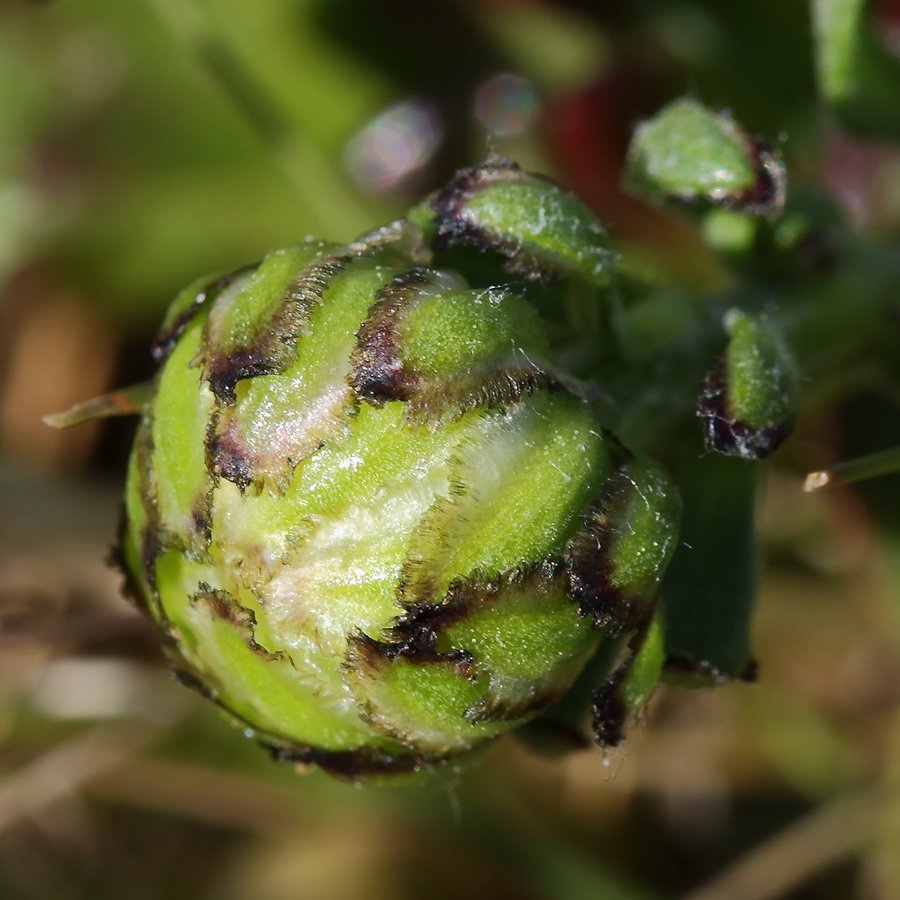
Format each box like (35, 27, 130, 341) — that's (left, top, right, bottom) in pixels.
(813, 0, 900, 139)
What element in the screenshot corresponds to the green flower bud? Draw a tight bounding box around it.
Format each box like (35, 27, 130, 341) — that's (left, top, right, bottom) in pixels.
(115, 166, 680, 780)
(411, 158, 615, 286)
(625, 97, 786, 219)
(697, 308, 797, 459)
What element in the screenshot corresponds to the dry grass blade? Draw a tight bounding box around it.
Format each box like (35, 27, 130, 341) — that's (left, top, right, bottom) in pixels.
(0, 723, 158, 836)
(86, 757, 307, 835)
(683, 788, 881, 900)
(804, 446, 900, 492)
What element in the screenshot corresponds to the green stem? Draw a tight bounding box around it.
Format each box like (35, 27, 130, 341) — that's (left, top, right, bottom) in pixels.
(662, 450, 759, 682)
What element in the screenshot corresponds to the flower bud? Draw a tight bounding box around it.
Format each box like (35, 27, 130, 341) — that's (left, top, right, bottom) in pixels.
(625, 97, 786, 219)
(116, 168, 679, 779)
(411, 158, 615, 285)
(698, 308, 797, 459)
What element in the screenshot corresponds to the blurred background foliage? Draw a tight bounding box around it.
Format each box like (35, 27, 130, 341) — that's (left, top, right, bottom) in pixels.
(2, 0, 900, 898)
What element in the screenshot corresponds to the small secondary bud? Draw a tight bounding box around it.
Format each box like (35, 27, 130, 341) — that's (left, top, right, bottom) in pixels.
(625, 97, 786, 219)
(698, 308, 797, 460)
(412, 158, 616, 286)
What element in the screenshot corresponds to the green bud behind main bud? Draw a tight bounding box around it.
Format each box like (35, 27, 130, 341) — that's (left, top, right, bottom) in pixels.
(120, 161, 680, 779)
(698, 308, 797, 460)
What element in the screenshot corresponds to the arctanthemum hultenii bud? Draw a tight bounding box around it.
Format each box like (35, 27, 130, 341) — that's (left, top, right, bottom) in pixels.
(113, 160, 680, 780)
(698, 308, 797, 460)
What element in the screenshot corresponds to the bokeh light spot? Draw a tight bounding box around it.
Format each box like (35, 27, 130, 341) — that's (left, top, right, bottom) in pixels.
(474, 72, 539, 137)
(344, 100, 443, 194)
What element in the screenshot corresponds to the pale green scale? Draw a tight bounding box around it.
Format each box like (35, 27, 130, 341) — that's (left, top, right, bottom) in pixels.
(285, 401, 468, 517)
(206, 240, 334, 358)
(348, 653, 505, 754)
(397, 288, 551, 376)
(155, 549, 394, 751)
(150, 316, 216, 553)
(208, 369, 484, 595)
(347, 583, 598, 754)
(441, 585, 597, 684)
(217, 262, 401, 486)
(253, 433, 461, 663)
(408, 393, 615, 601)
(604, 456, 682, 596)
(209, 408, 481, 697)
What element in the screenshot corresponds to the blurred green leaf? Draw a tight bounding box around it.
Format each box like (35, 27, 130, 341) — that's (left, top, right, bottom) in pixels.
(814, 0, 900, 139)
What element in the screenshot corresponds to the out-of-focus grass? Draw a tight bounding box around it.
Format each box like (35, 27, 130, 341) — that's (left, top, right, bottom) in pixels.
(2, 2, 900, 898)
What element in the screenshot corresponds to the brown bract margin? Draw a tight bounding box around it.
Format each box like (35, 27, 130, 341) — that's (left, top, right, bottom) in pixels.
(428, 159, 581, 283)
(349, 266, 435, 405)
(152, 264, 258, 364)
(204, 255, 348, 405)
(697, 355, 793, 460)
